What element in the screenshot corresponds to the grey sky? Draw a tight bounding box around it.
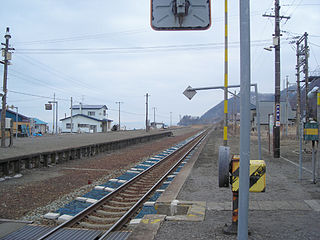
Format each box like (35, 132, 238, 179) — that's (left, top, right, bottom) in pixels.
(0, 0, 319, 129)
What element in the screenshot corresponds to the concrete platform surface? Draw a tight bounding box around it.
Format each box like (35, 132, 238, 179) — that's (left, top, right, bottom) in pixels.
(129, 129, 320, 240)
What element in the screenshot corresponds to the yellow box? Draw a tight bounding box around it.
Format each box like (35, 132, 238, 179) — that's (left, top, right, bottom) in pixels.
(231, 158, 266, 192)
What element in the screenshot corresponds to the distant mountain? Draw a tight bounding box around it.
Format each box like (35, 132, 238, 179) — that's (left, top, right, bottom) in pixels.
(178, 76, 320, 126)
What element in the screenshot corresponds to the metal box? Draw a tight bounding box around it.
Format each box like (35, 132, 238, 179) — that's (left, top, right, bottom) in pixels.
(231, 156, 266, 192)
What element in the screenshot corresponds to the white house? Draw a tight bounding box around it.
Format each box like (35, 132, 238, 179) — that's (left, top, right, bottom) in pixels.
(60, 105, 113, 133)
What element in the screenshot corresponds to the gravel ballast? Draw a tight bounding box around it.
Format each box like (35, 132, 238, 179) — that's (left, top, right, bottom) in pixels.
(0, 127, 201, 223)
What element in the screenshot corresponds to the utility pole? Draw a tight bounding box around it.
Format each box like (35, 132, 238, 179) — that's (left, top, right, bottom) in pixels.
(263, 0, 290, 158)
(116, 101, 123, 131)
(152, 107, 156, 124)
(48, 94, 57, 135)
(70, 97, 73, 134)
(170, 112, 172, 127)
(234, 90, 237, 135)
(296, 44, 301, 136)
(145, 93, 149, 132)
(296, 33, 309, 134)
(56, 99, 58, 135)
(304, 33, 309, 120)
(1, 28, 14, 147)
(223, 0, 229, 146)
(285, 75, 289, 137)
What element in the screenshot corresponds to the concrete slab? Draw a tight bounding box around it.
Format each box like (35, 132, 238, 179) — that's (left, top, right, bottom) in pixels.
(127, 215, 166, 240)
(152, 129, 320, 240)
(305, 199, 320, 211)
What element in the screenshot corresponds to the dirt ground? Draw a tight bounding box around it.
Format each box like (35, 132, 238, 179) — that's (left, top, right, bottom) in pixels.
(0, 127, 201, 221)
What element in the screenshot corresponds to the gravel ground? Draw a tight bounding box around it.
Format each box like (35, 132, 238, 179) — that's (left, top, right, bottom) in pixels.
(0, 126, 201, 223)
(155, 127, 320, 240)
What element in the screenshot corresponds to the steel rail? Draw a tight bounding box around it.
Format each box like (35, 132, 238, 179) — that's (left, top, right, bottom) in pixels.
(98, 130, 208, 240)
(37, 130, 207, 240)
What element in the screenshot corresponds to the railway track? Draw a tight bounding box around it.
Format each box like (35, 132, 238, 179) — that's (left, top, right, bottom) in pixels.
(4, 130, 208, 240)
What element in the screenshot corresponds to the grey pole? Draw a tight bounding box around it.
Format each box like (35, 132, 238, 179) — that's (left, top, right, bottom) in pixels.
(299, 120, 303, 180)
(70, 97, 73, 133)
(238, 0, 251, 238)
(116, 102, 123, 131)
(53, 93, 55, 134)
(285, 76, 289, 136)
(145, 93, 149, 132)
(312, 141, 316, 183)
(254, 84, 262, 160)
(15, 107, 18, 139)
(1, 28, 12, 147)
(56, 100, 58, 135)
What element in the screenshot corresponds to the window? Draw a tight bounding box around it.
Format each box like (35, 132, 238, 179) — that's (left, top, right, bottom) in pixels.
(88, 111, 95, 116)
(103, 110, 106, 116)
(66, 123, 74, 129)
(78, 124, 89, 128)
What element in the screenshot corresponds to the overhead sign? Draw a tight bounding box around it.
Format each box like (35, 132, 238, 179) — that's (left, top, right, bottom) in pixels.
(45, 103, 52, 110)
(183, 86, 197, 100)
(151, 0, 211, 31)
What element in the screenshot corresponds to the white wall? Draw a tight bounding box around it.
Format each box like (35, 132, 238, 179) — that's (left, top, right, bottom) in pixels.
(73, 107, 107, 120)
(61, 115, 103, 133)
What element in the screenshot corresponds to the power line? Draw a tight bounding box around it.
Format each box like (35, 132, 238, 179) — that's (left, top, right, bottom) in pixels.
(13, 28, 146, 46)
(1, 87, 69, 101)
(310, 42, 320, 48)
(14, 39, 278, 55)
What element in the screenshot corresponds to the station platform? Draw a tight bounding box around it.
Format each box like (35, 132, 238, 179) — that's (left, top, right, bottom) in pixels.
(128, 129, 320, 240)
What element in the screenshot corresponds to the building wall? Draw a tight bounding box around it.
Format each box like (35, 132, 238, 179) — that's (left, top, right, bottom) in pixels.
(257, 101, 296, 125)
(73, 108, 107, 120)
(61, 116, 103, 133)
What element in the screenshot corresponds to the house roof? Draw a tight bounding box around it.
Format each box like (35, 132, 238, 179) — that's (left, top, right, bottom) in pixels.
(60, 114, 113, 122)
(32, 118, 48, 125)
(0, 108, 30, 121)
(72, 105, 108, 110)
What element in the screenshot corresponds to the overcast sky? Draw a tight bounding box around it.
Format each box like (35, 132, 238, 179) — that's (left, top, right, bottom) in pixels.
(0, 0, 319, 130)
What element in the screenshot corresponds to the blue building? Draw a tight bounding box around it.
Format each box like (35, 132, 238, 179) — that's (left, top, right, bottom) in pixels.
(0, 108, 31, 137)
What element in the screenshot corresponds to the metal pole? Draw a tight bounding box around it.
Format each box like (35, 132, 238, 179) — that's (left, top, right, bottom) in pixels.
(234, 90, 237, 135)
(116, 102, 123, 131)
(15, 107, 18, 139)
(170, 112, 172, 127)
(56, 100, 58, 135)
(285, 76, 289, 136)
(312, 140, 316, 183)
(254, 84, 262, 160)
(296, 44, 301, 137)
(304, 32, 309, 121)
(238, 0, 251, 238)
(223, 0, 229, 146)
(153, 107, 156, 124)
(70, 97, 73, 133)
(145, 93, 149, 132)
(299, 120, 303, 180)
(52, 93, 55, 134)
(1, 28, 11, 147)
(273, 0, 281, 158)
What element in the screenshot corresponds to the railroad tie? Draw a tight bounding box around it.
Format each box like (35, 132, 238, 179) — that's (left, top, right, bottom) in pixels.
(102, 205, 131, 211)
(109, 200, 134, 207)
(79, 221, 113, 230)
(95, 209, 125, 217)
(87, 215, 119, 223)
